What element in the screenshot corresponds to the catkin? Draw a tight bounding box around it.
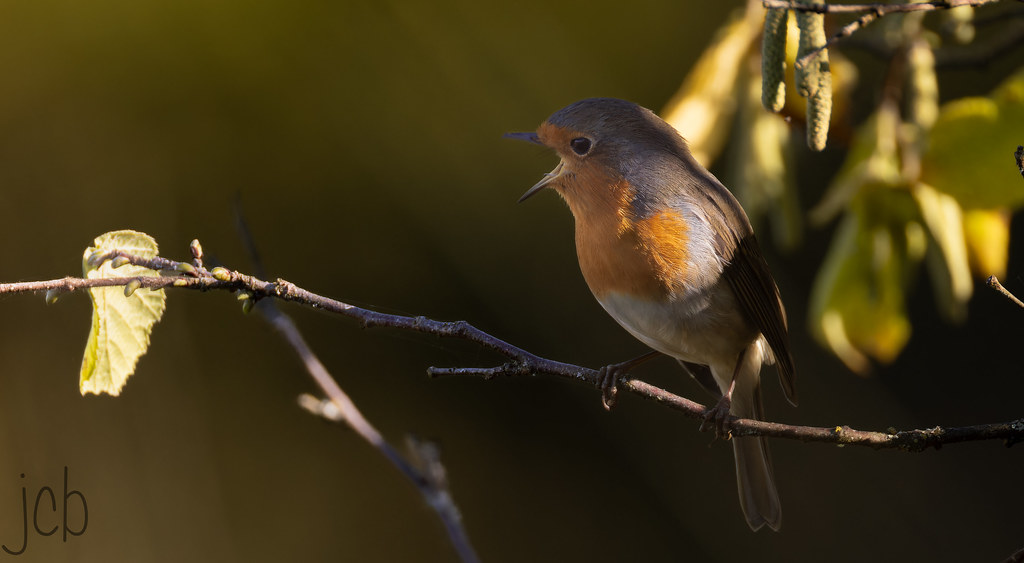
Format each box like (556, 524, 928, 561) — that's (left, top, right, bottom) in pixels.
(806, 64, 831, 151)
(795, 4, 831, 151)
(761, 9, 788, 113)
(795, 9, 825, 99)
(907, 40, 938, 131)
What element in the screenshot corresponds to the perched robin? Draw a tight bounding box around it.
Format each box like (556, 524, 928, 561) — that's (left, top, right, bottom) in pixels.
(506, 98, 796, 531)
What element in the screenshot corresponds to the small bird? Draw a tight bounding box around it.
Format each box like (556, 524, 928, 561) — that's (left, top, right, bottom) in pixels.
(507, 98, 796, 531)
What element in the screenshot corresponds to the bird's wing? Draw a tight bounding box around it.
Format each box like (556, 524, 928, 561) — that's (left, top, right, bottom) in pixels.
(722, 234, 797, 406)
(674, 159, 797, 406)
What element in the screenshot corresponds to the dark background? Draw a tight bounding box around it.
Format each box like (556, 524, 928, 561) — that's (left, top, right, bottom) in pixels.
(0, 1, 1021, 561)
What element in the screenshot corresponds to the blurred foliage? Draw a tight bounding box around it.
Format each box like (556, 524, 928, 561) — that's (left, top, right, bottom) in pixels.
(661, 8, 763, 167)
(661, 1, 1023, 374)
(812, 68, 1023, 373)
(921, 72, 1024, 209)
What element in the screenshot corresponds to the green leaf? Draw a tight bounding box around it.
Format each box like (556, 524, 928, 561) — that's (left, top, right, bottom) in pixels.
(808, 189, 922, 374)
(912, 183, 972, 321)
(962, 207, 1010, 278)
(732, 68, 801, 250)
(661, 10, 760, 167)
(810, 101, 901, 226)
(920, 68, 1024, 209)
(80, 230, 167, 396)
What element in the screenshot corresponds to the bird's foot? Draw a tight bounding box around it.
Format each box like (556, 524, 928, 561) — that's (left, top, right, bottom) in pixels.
(597, 364, 624, 411)
(699, 395, 733, 438)
(596, 351, 661, 411)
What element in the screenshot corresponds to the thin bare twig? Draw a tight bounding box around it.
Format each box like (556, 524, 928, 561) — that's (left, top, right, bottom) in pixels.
(1004, 546, 1024, 563)
(262, 303, 480, 563)
(781, 0, 1016, 70)
(234, 208, 480, 563)
(795, 10, 879, 70)
(987, 276, 1024, 309)
(6, 244, 1024, 451)
(762, 0, 1002, 15)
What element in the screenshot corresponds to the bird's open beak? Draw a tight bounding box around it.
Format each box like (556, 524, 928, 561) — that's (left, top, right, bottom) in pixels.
(503, 131, 542, 145)
(517, 160, 566, 203)
(504, 131, 567, 203)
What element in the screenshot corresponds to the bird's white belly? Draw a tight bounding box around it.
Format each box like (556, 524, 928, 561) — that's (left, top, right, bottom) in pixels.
(596, 286, 756, 371)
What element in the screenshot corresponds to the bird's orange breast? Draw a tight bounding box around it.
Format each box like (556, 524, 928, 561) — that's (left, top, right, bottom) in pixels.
(565, 175, 692, 301)
(632, 209, 692, 294)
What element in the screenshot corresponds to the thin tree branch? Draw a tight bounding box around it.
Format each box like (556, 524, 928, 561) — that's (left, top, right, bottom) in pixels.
(987, 276, 1024, 309)
(796, 11, 880, 71)
(262, 302, 480, 563)
(0, 274, 222, 295)
(434, 369, 1023, 450)
(1004, 546, 1024, 563)
(776, 0, 1018, 70)
(762, 0, 1003, 15)
(232, 207, 480, 563)
(7, 243, 1024, 452)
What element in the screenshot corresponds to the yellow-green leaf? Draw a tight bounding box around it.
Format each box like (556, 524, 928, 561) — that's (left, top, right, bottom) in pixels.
(80, 230, 167, 396)
(734, 67, 801, 250)
(810, 101, 901, 226)
(809, 191, 921, 374)
(963, 207, 1010, 278)
(920, 68, 1024, 209)
(913, 183, 972, 320)
(661, 9, 760, 167)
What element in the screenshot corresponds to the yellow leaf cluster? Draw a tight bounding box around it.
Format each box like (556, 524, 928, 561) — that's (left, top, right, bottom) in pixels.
(809, 69, 1024, 373)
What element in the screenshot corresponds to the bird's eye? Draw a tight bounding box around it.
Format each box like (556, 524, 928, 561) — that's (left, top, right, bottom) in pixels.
(569, 137, 592, 156)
